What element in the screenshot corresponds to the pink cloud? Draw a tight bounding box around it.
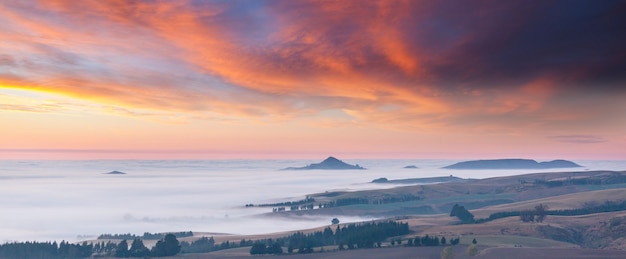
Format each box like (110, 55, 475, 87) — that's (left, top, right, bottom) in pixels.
(0, 0, 624, 144)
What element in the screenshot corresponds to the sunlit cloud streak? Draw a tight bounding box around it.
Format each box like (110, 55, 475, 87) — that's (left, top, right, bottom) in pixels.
(549, 135, 607, 144)
(1, 0, 625, 158)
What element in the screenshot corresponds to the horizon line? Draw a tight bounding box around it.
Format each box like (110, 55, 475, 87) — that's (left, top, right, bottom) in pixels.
(0, 148, 622, 161)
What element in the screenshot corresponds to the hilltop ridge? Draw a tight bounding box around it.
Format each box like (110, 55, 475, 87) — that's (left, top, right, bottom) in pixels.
(282, 156, 365, 170)
(443, 159, 581, 170)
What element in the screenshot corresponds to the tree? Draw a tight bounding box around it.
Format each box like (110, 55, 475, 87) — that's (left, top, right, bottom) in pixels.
(164, 234, 181, 256)
(269, 242, 283, 254)
(129, 238, 149, 257)
(520, 209, 535, 222)
(414, 236, 421, 246)
(441, 246, 455, 259)
(441, 236, 447, 245)
(450, 204, 460, 216)
(115, 239, 129, 258)
(535, 204, 549, 222)
(151, 234, 180, 257)
(466, 244, 478, 256)
(323, 227, 334, 243)
(250, 241, 266, 255)
(450, 204, 475, 223)
(152, 240, 165, 256)
(472, 238, 477, 245)
(332, 218, 340, 225)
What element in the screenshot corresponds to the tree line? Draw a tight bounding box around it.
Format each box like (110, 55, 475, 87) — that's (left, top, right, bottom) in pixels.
(248, 231, 462, 255)
(466, 200, 626, 224)
(532, 173, 626, 188)
(246, 196, 315, 207)
(97, 231, 193, 240)
(520, 204, 549, 222)
(179, 236, 258, 253)
(546, 200, 626, 216)
(248, 221, 411, 255)
(109, 234, 181, 257)
(0, 241, 92, 259)
(403, 235, 462, 247)
(0, 234, 181, 258)
(252, 194, 421, 213)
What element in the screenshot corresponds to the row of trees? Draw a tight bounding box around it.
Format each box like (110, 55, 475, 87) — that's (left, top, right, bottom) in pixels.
(0, 241, 93, 259)
(442, 244, 479, 259)
(249, 232, 463, 255)
(99, 234, 180, 258)
(532, 173, 626, 188)
(260, 194, 421, 213)
(249, 241, 283, 255)
(520, 204, 549, 222)
(97, 231, 193, 240)
(247, 196, 315, 207)
(403, 235, 461, 247)
(548, 200, 626, 216)
(0, 234, 181, 258)
(472, 200, 626, 224)
(372, 194, 421, 205)
(249, 221, 410, 254)
(179, 236, 255, 253)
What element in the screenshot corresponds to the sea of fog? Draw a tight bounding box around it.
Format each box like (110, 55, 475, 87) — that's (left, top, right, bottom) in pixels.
(1, 159, 625, 243)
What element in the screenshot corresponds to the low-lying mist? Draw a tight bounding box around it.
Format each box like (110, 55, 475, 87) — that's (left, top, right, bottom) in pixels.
(0, 159, 623, 243)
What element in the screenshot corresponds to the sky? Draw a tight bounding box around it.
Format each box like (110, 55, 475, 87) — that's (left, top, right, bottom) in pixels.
(1, 0, 625, 160)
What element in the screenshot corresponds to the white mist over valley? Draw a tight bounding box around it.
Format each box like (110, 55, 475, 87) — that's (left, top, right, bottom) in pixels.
(1, 159, 624, 243)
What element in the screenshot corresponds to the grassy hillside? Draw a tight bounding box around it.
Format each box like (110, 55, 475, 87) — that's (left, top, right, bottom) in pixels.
(86, 170, 626, 258)
(472, 188, 626, 218)
(264, 170, 626, 218)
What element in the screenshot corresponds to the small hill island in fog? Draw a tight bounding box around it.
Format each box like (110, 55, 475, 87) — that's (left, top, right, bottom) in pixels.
(443, 158, 582, 170)
(282, 156, 365, 170)
(104, 170, 126, 175)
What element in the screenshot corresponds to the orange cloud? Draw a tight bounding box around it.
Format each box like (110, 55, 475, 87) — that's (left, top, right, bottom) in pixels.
(1, 0, 624, 143)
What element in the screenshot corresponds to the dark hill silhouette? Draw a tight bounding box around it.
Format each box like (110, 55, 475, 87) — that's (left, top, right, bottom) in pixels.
(282, 156, 365, 170)
(105, 170, 126, 174)
(443, 159, 581, 170)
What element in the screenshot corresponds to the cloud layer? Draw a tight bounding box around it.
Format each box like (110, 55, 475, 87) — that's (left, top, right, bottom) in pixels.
(1, 0, 625, 158)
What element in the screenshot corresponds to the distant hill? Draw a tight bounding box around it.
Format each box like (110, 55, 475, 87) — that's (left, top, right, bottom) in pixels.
(443, 159, 581, 170)
(282, 156, 365, 170)
(105, 170, 126, 174)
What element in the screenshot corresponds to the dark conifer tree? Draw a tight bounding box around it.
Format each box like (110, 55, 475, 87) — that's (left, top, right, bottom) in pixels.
(129, 238, 149, 257)
(115, 239, 129, 258)
(249, 241, 266, 255)
(269, 242, 283, 254)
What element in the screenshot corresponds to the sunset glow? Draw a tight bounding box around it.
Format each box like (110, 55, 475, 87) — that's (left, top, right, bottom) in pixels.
(1, 0, 625, 160)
